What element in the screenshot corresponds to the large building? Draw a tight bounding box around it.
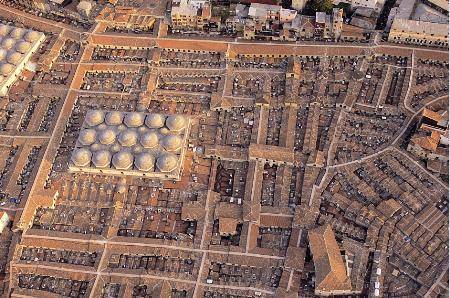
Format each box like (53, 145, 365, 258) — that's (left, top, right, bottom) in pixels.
(308, 224, 354, 296)
(333, 0, 386, 12)
(170, 0, 212, 31)
(387, 0, 449, 48)
(0, 24, 45, 96)
(70, 110, 190, 180)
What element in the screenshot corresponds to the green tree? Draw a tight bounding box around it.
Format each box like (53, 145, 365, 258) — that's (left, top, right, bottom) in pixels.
(304, 0, 334, 15)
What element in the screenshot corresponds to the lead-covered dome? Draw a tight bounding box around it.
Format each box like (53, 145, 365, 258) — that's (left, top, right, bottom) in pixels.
(145, 113, 165, 128)
(156, 153, 178, 172)
(85, 110, 104, 127)
(139, 131, 159, 148)
(92, 150, 111, 168)
(112, 150, 133, 170)
(25, 30, 40, 42)
(162, 135, 182, 151)
(124, 112, 145, 127)
(105, 111, 123, 126)
(166, 115, 186, 132)
(2, 38, 15, 49)
(16, 41, 31, 54)
(118, 130, 138, 147)
(134, 152, 155, 171)
(78, 128, 96, 146)
(71, 148, 91, 167)
(7, 52, 22, 65)
(98, 129, 116, 145)
(0, 24, 10, 36)
(0, 63, 13, 75)
(10, 27, 25, 39)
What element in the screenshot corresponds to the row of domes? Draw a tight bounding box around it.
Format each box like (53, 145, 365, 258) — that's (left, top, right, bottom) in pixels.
(0, 25, 42, 42)
(78, 129, 183, 151)
(71, 148, 179, 172)
(0, 39, 31, 54)
(84, 110, 187, 132)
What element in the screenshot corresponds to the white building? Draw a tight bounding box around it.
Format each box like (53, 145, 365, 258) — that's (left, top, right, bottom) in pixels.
(333, 0, 386, 12)
(0, 24, 45, 96)
(0, 212, 9, 234)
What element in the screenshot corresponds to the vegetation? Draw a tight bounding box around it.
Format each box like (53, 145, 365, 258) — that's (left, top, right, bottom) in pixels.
(304, 0, 334, 15)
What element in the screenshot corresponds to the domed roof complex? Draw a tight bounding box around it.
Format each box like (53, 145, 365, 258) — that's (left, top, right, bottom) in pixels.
(71, 148, 92, 167)
(157, 153, 178, 172)
(72, 109, 189, 179)
(0, 25, 45, 97)
(85, 110, 104, 126)
(145, 113, 165, 128)
(124, 112, 145, 127)
(118, 130, 138, 147)
(92, 150, 111, 168)
(105, 111, 123, 126)
(162, 135, 182, 152)
(140, 131, 159, 148)
(166, 115, 186, 132)
(135, 153, 155, 172)
(112, 150, 133, 170)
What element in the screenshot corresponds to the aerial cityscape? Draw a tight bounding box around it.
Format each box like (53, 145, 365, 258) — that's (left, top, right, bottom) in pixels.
(0, 0, 448, 297)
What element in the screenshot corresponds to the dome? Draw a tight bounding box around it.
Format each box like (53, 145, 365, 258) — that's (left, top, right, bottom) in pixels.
(10, 27, 25, 39)
(112, 150, 133, 170)
(0, 24, 10, 36)
(71, 148, 91, 167)
(118, 130, 138, 147)
(145, 114, 165, 128)
(162, 135, 182, 151)
(124, 112, 145, 127)
(92, 150, 111, 168)
(25, 31, 40, 42)
(0, 63, 13, 75)
(139, 131, 159, 148)
(78, 129, 96, 146)
(0, 49, 6, 61)
(134, 153, 155, 172)
(16, 41, 31, 54)
(98, 129, 116, 145)
(7, 52, 22, 65)
(85, 110, 104, 126)
(105, 111, 123, 126)
(166, 115, 186, 132)
(2, 38, 15, 49)
(156, 153, 178, 172)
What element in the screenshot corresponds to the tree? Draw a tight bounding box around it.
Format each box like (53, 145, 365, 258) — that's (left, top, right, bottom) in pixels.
(304, 0, 334, 15)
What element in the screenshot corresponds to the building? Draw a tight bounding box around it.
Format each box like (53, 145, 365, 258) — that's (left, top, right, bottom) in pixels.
(308, 224, 354, 296)
(0, 24, 45, 96)
(0, 212, 10, 234)
(292, 0, 308, 11)
(170, 0, 212, 31)
(387, 0, 449, 48)
(388, 18, 448, 47)
(77, 1, 93, 18)
(333, 0, 386, 12)
(407, 108, 449, 163)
